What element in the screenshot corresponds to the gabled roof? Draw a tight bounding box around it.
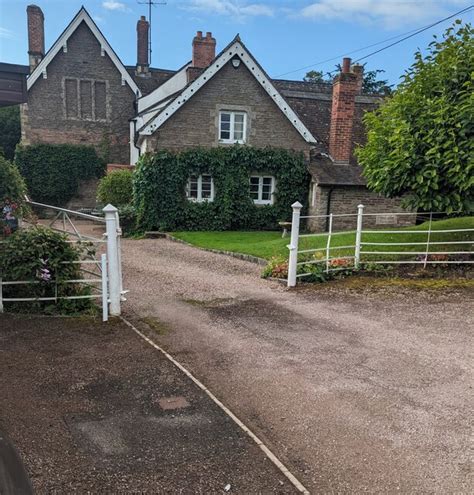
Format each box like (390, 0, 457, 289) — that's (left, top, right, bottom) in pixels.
(27, 7, 140, 95)
(139, 36, 318, 144)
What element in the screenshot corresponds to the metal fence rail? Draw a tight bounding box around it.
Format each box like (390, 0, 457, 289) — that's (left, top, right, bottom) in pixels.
(287, 203, 473, 287)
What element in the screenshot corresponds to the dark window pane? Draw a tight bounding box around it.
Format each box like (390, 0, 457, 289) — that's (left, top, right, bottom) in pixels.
(80, 80, 92, 119)
(65, 79, 78, 118)
(220, 112, 231, 122)
(95, 81, 107, 120)
(220, 130, 230, 140)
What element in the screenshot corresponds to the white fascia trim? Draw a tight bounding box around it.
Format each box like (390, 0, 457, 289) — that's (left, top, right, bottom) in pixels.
(137, 62, 191, 113)
(140, 41, 317, 144)
(27, 8, 141, 96)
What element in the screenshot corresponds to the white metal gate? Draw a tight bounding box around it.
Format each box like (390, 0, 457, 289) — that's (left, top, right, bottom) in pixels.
(0, 200, 124, 321)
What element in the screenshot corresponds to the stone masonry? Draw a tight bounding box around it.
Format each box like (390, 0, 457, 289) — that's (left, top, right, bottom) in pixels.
(22, 21, 136, 163)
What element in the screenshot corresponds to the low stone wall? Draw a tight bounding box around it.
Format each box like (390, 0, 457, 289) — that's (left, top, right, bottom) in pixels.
(308, 185, 415, 232)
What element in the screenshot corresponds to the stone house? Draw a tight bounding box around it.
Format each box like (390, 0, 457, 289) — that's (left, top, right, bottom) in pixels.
(21, 4, 409, 229)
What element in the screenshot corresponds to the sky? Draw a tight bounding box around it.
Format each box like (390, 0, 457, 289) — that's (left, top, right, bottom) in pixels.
(0, 0, 472, 85)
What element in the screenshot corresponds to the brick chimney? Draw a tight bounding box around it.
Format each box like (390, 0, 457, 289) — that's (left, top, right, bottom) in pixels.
(328, 58, 364, 163)
(192, 31, 216, 68)
(137, 15, 149, 74)
(27, 4, 45, 73)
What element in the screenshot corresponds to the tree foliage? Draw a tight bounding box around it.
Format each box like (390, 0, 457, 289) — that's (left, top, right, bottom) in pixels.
(357, 22, 474, 214)
(0, 105, 21, 160)
(15, 144, 105, 206)
(304, 65, 391, 95)
(134, 146, 309, 231)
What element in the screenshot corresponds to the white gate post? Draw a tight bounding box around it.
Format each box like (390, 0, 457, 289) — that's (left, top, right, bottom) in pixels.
(355, 204, 364, 269)
(287, 201, 302, 288)
(103, 204, 121, 316)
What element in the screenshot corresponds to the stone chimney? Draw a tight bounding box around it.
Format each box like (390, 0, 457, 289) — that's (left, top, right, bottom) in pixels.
(27, 4, 45, 73)
(192, 31, 216, 68)
(328, 57, 364, 164)
(137, 15, 149, 74)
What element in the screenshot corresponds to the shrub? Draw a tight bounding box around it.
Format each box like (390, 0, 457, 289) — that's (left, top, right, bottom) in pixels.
(134, 146, 310, 231)
(0, 155, 28, 212)
(0, 226, 94, 313)
(0, 105, 21, 160)
(15, 144, 105, 206)
(97, 169, 133, 207)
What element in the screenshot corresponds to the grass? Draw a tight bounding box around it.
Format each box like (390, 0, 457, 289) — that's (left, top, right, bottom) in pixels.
(172, 216, 474, 262)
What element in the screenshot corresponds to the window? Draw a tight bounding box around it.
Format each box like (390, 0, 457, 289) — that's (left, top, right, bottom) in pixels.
(64, 78, 108, 121)
(219, 111, 246, 143)
(250, 175, 275, 205)
(186, 174, 214, 202)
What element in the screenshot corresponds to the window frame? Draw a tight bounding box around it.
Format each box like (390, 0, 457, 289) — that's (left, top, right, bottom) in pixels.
(186, 174, 215, 203)
(63, 77, 109, 122)
(219, 110, 247, 144)
(249, 175, 275, 205)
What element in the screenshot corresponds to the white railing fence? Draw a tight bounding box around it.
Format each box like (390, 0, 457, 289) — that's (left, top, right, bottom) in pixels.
(287, 202, 474, 287)
(0, 202, 123, 321)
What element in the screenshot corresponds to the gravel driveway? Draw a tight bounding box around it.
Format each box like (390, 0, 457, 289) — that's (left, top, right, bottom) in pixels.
(123, 238, 473, 494)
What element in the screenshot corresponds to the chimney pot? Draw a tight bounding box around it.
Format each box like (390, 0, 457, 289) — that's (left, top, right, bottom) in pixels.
(196, 30, 203, 38)
(27, 4, 45, 72)
(206, 31, 212, 38)
(137, 16, 149, 72)
(342, 57, 351, 73)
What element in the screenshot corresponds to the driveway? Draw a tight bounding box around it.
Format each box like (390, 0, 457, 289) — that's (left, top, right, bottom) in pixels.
(123, 238, 473, 493)
(0, 315, 295, 493)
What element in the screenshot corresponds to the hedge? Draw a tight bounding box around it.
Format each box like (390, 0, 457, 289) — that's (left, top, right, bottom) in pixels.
(134, 146, 310, 231)
(0, 155, 28, 214)
(15, 143, 105, 206)
(97, 169, 133, 207)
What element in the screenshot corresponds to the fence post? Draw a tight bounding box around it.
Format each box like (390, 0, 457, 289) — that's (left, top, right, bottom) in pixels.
(101, 253, 109, 322)
(103, 204, 121, 316)
(326, 213, 333, 273)
(0, 278, 3, 313)
(287, 201, 302, 288)
(355, 204, 364, 269)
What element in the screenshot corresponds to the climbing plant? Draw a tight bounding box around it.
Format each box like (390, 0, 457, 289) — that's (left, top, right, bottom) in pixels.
(134, 146, 310, 231)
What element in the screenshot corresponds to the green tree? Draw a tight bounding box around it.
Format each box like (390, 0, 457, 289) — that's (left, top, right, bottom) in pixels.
(303, 65, 391, 95)
(0, 155, 28, 213)
(356, 22, 474, 214)
(0, 105, 21, 160)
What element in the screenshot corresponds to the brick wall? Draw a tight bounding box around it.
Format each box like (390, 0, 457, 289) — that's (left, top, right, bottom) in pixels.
(308, 185, 415, 231)
(147, 61, 312, 156)
(22, 21, 135, 164)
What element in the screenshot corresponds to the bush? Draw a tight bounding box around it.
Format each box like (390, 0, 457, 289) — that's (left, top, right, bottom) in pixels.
(15, 144, 105, 206)
(134, 146, 310, 231)
(97, 169, 133, 207)
(0, 105, 21, 160)
(0, 226, 94, 313)
(0, 155, 28, 212)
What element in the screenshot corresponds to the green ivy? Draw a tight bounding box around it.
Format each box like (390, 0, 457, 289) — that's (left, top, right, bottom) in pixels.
(134, 146, 310, 231)
(15, 143, 105, 206)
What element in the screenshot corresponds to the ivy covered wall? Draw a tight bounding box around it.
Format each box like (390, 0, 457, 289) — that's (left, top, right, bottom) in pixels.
(134, 146, 310, 231)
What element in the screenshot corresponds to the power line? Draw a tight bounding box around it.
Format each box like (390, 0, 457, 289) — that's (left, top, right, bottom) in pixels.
(274, 4, 473, 79)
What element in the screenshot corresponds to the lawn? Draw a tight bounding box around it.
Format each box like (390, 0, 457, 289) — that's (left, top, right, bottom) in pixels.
(172, 216, 474, 261)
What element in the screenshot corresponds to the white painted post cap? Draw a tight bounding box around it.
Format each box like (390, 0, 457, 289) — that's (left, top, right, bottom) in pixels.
(291, 201, 303, 209)
(103, 204, 118, 213)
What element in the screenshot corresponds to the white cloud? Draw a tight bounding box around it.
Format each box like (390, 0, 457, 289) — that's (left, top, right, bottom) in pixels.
(0, 27, 14, 39)
(102, 1, 129, 12)
(298, 0, 472, 28)
(185, 0, 274, 18)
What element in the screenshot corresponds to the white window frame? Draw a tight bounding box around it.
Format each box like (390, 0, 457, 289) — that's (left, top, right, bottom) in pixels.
(186, 174, 215, 203)
(250, 175, 275, 205)
(219, 111, 247, 144)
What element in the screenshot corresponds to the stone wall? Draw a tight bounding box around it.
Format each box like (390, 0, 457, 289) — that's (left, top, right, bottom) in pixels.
(147, 61, 312, 157)
(22, 21, 135, 164)
(307, 185, 415, 231)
